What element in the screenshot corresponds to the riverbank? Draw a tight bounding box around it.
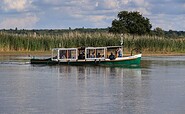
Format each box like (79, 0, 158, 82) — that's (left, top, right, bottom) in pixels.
(143, 53, 185, 56)
(1, 51, 185, 57)
(0, 51, 51, 56)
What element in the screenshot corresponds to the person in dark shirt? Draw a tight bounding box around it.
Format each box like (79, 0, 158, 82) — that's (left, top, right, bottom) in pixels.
(97, 53, 101, 58)
(109, 52, 115, 60)
(78, 51, 85, 59)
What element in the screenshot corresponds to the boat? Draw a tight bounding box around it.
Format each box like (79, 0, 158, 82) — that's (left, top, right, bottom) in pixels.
(30, 46, 142, 66)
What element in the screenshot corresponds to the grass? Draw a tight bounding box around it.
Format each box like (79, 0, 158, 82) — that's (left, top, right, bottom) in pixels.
(1, 32, 185, 55)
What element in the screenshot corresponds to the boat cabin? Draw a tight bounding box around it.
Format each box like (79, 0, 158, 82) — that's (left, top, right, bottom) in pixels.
(51, 46, 123, 61)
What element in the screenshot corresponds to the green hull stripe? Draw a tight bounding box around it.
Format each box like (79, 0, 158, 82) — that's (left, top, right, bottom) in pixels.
(31, 57, 141, 66)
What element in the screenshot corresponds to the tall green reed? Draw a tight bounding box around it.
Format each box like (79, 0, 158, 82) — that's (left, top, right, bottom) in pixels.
(0, 32, 185, 52)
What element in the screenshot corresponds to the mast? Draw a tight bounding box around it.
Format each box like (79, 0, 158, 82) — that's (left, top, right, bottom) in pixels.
(120, 34, 124, 55)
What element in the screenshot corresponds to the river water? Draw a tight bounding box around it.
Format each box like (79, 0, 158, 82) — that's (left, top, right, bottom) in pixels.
(0, 56, 185, 114)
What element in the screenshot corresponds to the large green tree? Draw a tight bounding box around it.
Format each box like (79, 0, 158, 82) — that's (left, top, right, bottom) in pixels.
(109, 11, 152, 35)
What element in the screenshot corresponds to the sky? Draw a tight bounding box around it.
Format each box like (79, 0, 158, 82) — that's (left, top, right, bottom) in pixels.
(0, 0, 185, 31)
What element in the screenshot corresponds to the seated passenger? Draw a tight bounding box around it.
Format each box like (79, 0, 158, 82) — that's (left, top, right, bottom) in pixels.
(78, 54, 83, 59)
(97, 53, 101, 58)
(78, 51, 85, 59)
(61, 54, 66, 59)
(109, 52, 115, 60)
(82, 51, 85, 59)
(91, 52, 95, 58)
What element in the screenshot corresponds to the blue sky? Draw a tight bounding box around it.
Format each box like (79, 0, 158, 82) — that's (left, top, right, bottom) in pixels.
(0, 0, 185, 30)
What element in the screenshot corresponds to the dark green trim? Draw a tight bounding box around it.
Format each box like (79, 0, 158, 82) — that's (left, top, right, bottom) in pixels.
(30, 57, 141, 66)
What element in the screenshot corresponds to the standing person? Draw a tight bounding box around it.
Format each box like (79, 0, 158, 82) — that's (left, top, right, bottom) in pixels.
(117, 48, 123, 57)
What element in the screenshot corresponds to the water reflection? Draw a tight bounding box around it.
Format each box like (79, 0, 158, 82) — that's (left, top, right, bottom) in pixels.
(1, 56, 185, 113)
(57, 65, 141, 80)
(52, 65, 143, 113)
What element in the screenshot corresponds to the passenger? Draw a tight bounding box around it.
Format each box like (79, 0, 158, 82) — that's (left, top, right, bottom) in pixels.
(78, 54, 83, 59)
(60, 50, 66, 59)
(117, 48, 123, 57)
(97, 53, 101, 58)
(78, 51, 85, 59)
(91, 52, 95, 58)
(61, 54, 66, 59)
(60, 53, 65, 59)
(109, 52, 115, 60)
(82, 51, 85, 59)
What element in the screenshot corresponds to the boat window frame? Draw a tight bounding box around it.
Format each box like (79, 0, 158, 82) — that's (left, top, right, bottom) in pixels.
(51, 48, 59, 61)
(107, 46, 123, 58)
(85, 47, 106, 60)
(52, 48, 78, 61)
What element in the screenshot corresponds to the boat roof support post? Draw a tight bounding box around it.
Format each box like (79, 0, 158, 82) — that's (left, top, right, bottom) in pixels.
(51, 49, 53, 60)
(104, 48, 106, 59)
(57, 49, 60, 60)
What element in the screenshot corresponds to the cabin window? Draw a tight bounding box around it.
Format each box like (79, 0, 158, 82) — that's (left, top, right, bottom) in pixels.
(86, 49, 95, 58)
(68, 50, 77, 59)
(58, 49, 77, 60)
(96, 49, 105, 58)
(85, 47, 106, 59)
(107, 46, 123, 58)
(107, 49, 116, 58)
(59, 50, 67, 59)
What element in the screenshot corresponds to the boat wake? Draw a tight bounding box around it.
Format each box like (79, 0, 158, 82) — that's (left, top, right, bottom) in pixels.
(0, 61, 30, 65)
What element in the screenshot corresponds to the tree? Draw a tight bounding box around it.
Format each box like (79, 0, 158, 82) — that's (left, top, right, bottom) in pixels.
(153, 27, 165, 37)
(109, 11, 152, 35)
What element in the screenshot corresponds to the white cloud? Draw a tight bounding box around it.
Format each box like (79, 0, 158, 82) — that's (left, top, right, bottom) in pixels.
(118, 0, 151, 15)
(120, 0, 130, 5)
(149, 14, 185, 30)
(97, 0, 119, 10)
(88, 15, 107, 22)
(0, 15, 39, 29)
(105, 0, 119, 9)
(183, 3, 185, 8)
(133, 0, 149, 7)
(95, 2, 98, 7)
(2, 0, 33, 12)
(86, 15, 110, 27)
(0, 0, 184, 30)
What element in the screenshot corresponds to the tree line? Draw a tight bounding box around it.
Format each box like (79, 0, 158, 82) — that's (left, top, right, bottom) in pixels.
(1, 28, 185, 39)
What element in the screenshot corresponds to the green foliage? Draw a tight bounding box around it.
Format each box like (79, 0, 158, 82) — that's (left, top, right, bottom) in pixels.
(1, 31, 185, 53)
(109, 11, 152, 35)
(1, 28, 185, 38)
(153, 27, 165, 37)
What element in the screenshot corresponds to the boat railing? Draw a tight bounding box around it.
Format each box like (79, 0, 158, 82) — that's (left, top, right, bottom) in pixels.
(85, 57, 106, 60)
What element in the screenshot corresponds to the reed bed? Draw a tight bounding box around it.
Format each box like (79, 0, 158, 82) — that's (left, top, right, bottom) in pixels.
(0, 32, 185, 53)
